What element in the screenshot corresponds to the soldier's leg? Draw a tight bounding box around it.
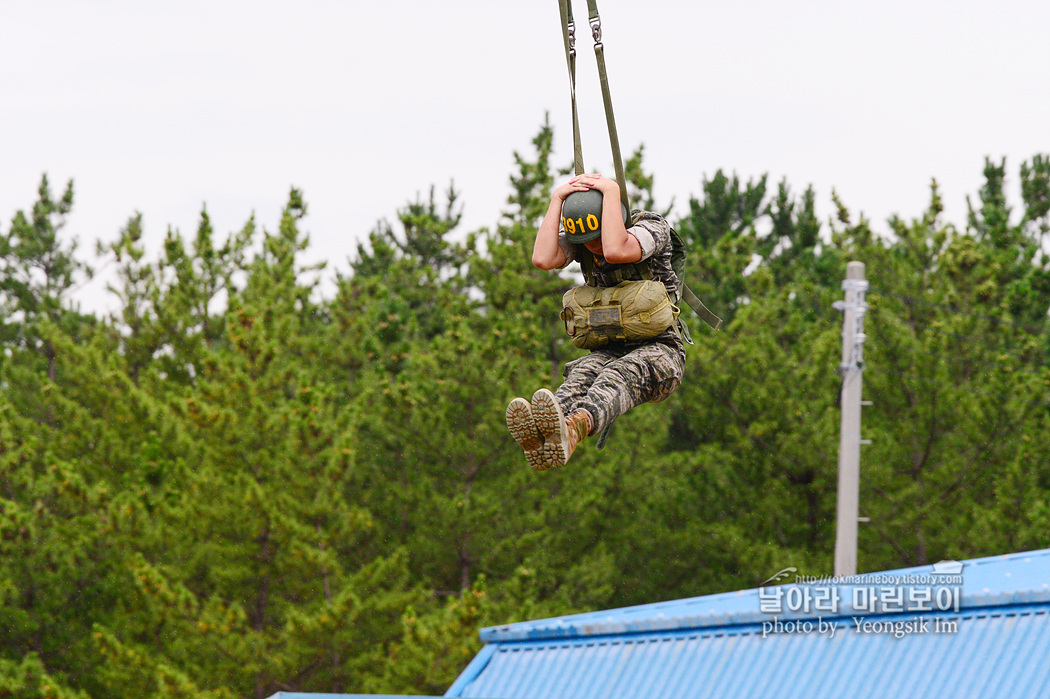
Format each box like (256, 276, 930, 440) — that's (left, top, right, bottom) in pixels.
(554, 350, 616, 419)
(514, 350, 612, 470)
(510, 350, 613, 471)
(577, 342, 685, 434)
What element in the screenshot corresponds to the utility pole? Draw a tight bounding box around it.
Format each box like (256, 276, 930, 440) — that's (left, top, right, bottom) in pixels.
(834, 261, 868, 577)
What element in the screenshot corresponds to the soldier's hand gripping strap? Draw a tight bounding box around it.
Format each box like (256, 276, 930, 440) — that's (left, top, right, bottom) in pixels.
(561, 280, 679, 349)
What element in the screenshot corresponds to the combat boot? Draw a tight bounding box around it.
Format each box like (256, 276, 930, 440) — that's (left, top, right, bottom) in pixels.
(531, 389, 591, 467)
(506, 397, 547, 471)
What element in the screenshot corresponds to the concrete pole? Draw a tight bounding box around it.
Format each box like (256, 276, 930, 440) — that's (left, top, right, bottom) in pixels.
(834, 261, 867, 578)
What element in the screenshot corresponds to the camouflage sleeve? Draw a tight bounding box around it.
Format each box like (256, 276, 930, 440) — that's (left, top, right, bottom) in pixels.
(628, 217, 671, 261)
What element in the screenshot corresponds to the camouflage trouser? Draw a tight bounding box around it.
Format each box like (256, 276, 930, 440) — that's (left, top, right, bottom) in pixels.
(555, 339, 685, 435)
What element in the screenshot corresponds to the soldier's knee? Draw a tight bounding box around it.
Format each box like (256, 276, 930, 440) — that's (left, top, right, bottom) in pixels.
(648, 373, 681, 403)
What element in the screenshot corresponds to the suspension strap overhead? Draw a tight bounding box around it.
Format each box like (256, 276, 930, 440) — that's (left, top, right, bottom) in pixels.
(558, 0, 585, 175)
(584, 0, 631, 217)
(557, 0, 631, 214)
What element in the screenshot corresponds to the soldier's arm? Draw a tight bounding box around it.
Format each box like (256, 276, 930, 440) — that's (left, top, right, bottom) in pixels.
(585, 177, 643, 264)
(534, 180, 587, 270)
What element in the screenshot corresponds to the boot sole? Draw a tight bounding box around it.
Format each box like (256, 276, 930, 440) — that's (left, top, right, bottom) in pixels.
(531, 389, 570, 467)
(506, 398, 548, 471)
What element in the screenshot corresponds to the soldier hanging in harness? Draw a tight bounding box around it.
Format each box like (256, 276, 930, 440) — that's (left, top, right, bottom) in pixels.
(506, 174, 688, 470)
(505, 0, 720, 471)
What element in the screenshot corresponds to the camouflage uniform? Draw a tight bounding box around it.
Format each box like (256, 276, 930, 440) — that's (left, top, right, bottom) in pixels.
(553, 212, 686, 435)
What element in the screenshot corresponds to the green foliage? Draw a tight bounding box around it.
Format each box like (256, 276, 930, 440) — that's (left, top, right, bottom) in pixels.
(1, 175, 95, 425)
(1, 125, 1048, 697)
(370, 571, 560, 696)
(101, 206, 254, 384)
(0, 654, 89, 699)
(0, 175, 87, 328)
(849, 171, 1050, 568)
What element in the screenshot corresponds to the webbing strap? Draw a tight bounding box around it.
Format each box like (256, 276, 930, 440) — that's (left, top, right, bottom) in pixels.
(558, 0, 630, 209)
(558, 0, 585, 175)
(579, 250, 652, 287)
(595, 423, 612, 450)
(584, 0, 631, 217)
(682, 285, 723, 330)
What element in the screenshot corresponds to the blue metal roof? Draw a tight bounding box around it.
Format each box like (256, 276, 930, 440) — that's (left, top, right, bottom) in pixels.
(475, 548, 1050, 642)
(446, 548, 1050, 698)
(266, 694, 448, 699)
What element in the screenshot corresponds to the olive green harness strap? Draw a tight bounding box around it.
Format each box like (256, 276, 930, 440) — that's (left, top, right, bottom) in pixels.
(584, 0, 631, 217)
(558, 0, 585, 176)
(578, 248, 652, 287)
(558, 0, 631, 213)
(595, 422, 613, 450)
(682, 284, 723, 331)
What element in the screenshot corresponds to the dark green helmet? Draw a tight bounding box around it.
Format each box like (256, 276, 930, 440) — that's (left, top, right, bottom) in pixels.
(561, 189, 628, 243)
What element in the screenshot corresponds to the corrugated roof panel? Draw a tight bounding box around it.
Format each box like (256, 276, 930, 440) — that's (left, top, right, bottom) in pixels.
(1005, 610, 1050, 695)
(452, 605, 1050, 699)
(480, 548, 1050, 643)
(264, 691, 491, 699)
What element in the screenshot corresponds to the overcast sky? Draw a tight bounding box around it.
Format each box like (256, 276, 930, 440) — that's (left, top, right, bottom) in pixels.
(2, 0, 1048, 311)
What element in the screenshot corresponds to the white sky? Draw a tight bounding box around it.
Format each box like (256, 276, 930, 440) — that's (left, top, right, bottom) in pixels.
(2, 0, 1048, 312)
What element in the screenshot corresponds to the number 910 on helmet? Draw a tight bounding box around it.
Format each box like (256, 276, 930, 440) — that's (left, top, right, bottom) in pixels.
(561, 189, 629, 243)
